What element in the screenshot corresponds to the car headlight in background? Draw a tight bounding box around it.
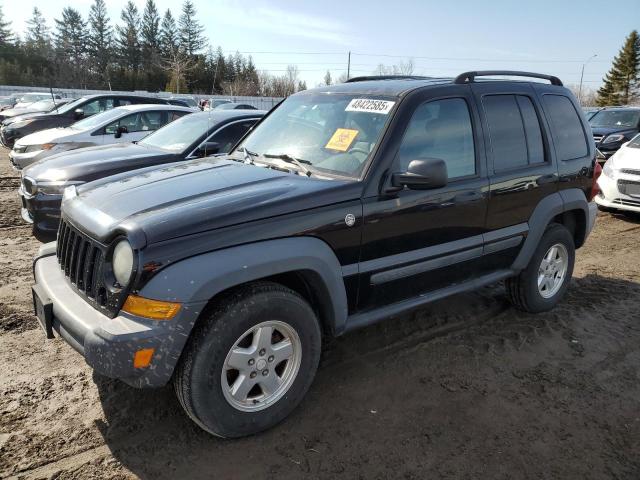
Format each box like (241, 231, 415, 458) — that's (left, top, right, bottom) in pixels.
(602, 134, 625, 144)
(23, 143, 57, 153)
(602, 160, 616, 178)
(10, 119, 34, 129)
(112, 240, 134, 287)
(22, 178, 84, 196)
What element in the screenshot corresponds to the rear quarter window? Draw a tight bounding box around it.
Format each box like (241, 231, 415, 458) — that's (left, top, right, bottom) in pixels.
(542, 94, 588, 161)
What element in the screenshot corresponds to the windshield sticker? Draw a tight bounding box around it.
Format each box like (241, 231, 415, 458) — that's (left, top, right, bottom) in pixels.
(345, 98, 395, 115)
(325, 128, 359, 152)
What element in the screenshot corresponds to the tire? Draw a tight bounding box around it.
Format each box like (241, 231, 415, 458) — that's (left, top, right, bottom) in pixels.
(173, 281, 322, 438)
(506, 223, 575, 313)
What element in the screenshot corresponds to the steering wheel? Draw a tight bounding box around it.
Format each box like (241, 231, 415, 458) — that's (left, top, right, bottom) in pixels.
(347, 147, 370, 156)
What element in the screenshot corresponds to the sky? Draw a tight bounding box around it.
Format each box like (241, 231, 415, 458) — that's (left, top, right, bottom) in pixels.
(2, 0, 639, 89)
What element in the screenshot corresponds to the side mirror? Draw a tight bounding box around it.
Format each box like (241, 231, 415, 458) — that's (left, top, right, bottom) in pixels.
(391, 158, 448, 190)
(73, 108, 84, 119)
(196, 142, 220, 157)
(114, 125, 128, 139)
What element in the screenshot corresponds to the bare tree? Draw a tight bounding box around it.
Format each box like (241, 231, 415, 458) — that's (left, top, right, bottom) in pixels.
(158, 46, 195, 93)
(373, 58, 415, 76)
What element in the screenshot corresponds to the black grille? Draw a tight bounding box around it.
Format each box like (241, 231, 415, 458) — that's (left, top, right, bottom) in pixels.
(56, 219, 108, 307)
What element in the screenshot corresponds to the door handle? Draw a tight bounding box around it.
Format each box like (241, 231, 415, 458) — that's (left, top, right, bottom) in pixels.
(536, 174, 557, 186)
(454, 191, 483, 203)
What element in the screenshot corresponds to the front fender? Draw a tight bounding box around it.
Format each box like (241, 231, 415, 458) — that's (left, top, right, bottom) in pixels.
(138, 236, 349, 333)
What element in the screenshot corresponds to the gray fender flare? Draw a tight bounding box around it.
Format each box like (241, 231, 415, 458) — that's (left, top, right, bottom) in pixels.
(139, 236, 349, 333)
(512, 188, 588, 271)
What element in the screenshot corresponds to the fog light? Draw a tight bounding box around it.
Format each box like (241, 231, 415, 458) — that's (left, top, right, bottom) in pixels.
(133, 348, 155, 368)
(122, 295, 181, 320)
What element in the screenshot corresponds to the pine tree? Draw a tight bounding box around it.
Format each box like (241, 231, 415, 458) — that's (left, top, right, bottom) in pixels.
(52, 8, 87, 86)
(159, 9, 178, 57)
(141, 0, 161, 58)
(88, 0, 112, 84)
(323, 70, 332, 86)
(597, 30, 640, 106)
(0, 5, 14, 46)
(115, 1, 141, 72)
(25, 7, 50, 51)
(178, 0, 205, 56)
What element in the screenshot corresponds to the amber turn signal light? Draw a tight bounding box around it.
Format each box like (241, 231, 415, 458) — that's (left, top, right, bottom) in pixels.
(122, 295, 181, 320)
(134, 348, 155, 368)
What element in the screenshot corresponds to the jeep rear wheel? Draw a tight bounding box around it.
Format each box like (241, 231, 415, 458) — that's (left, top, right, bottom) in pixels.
(506, 223, 575, 313)
(173, 282, 321, 438)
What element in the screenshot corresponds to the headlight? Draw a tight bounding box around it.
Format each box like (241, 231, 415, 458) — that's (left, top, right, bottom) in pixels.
(10, 119, 34, 129)
(112, 240, 134, 287)
(22, 175, 37, 195)
(602, 160, 616, 178)
(25, 143, 56, 153)
(602, 134, 625, 144)
(38, 181, 83, 195)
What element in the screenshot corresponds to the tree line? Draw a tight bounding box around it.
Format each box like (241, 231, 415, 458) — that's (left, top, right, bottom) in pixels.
(0, 0, 307, 96)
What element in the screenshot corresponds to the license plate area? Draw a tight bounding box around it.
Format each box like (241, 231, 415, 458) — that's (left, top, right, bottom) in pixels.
(32, 285, 54, 339)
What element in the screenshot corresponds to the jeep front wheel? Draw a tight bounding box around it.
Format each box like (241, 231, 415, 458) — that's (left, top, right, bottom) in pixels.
(173, 282, 321, 438)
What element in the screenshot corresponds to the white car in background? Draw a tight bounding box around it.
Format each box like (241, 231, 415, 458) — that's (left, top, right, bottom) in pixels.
(9, 104, 193, 169)
(596, 133, 640, 214)
(12, 92, 61, 109)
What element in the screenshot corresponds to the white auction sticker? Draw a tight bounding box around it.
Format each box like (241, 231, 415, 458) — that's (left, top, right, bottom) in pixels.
(345, 98, 395, 114)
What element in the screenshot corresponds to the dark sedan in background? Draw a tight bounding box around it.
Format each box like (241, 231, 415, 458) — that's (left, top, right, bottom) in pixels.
(0, 94, 171, 148)
(590, 106, 640, 161)
(19, 109, 264, 240)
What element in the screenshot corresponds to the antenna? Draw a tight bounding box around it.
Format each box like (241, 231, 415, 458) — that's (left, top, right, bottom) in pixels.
(49, 86, 59, 113)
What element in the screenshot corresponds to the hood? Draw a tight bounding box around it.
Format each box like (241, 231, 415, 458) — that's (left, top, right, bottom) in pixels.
(3, 111, 47, 126)
(63, 157, 358, 246)
(591, 126, 638, 137)
(0, 107, 37, 118)
(23, 143, 173, 184)
(15, 127, 82, 147)
(609, 144, 640, 169)
(16, 127, 74, 147)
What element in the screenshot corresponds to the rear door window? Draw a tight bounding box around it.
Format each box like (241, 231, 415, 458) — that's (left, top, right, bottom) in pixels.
(542, 94, 588, 161)
(482, 94, 546, 172)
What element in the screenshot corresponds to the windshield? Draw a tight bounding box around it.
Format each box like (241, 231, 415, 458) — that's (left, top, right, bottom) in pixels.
(54, 97, 87, 115)
(235, 93, 395, 178)
(0, 98, 14, 106)
(628, 133, 640, 149)
(139, 112, 212, 151)
(590, 110, 640, 128)
(71, 108, 124, 130)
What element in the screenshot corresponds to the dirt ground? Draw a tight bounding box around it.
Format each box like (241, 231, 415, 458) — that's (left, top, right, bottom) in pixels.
(1, 150, 639, 480)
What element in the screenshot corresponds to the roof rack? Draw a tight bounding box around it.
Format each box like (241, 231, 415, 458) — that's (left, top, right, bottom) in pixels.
(454, 71, 563, 86)
(345, 75, 434, 83)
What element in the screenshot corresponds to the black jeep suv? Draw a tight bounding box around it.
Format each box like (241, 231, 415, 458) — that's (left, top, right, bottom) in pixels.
(32, 71, 598, 438)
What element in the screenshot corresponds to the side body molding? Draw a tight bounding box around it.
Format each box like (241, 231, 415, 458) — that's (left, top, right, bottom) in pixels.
(139, 236, 350, 334)
(512, 188, 588, 271)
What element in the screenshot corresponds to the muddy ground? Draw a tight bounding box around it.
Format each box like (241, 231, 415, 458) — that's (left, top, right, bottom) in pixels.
(1, 151, 639, 479)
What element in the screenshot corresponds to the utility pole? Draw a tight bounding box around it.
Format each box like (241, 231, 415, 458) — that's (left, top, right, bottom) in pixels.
(347, 51, 351, 80)
(578, 54, 597, 105)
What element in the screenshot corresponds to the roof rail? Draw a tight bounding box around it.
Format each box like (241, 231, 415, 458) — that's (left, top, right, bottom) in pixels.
(454, 71, 563, 86)
(345, 75, 433, 83)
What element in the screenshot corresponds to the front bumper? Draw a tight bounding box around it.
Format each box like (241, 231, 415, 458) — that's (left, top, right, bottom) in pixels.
(18, 186, 62, 240)
(33, 249, 206, 388)
(595, 173, 640, 213)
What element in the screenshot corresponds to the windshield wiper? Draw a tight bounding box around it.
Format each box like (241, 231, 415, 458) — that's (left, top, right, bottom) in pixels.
(240, 146, 258, 164)
(263, 153, 314, 177)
